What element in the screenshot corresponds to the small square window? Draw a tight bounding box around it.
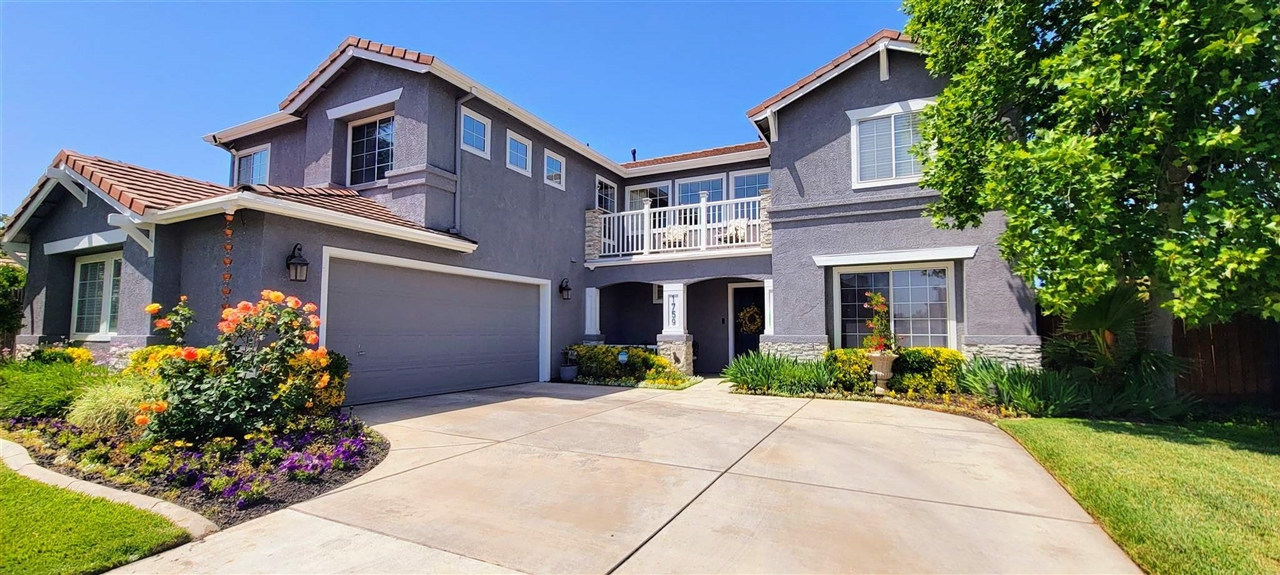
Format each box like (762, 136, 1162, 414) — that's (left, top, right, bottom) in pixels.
(461, 108, 490, 159)
(544, 150, 565, 190)
(234, 146, 269, 185)
(506, 130, 531, 176)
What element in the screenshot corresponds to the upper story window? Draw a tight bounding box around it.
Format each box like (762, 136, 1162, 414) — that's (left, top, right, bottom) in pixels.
(234, 144, 269, 185)
(675, 175, 725, 205)
(349, 113, 394, 186)
(848, 99, 932, 189)
(461, 108, 490, 159)
(731, 169, 769, 198)
(544, 150, 565, 190)
(506, 130, 531, 176)
(72, 251, 123, 338)
(626, 182, 671, 211)
(595, 176, 618, 213)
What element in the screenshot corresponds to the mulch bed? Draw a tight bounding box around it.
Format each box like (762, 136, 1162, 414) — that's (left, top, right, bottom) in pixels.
(13, 427, 389, 528)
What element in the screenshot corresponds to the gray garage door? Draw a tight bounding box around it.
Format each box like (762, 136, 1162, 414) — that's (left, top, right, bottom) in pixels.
(325, 258, 541, 404)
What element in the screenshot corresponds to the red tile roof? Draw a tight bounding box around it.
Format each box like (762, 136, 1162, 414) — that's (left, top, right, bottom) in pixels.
(280, 37, 435, 111)
(9, 151, 465, 242)
(620, 141, 769, 169)
(746, 29, 912, 118)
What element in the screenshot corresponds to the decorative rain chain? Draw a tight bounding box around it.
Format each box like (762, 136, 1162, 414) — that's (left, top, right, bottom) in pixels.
(221, 213, 234, 309)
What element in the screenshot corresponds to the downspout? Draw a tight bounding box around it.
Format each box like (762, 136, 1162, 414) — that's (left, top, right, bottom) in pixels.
(452, 90, 477, 235)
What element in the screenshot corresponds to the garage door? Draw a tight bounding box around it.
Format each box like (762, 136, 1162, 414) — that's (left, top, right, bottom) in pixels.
(325, 258, 542, 404)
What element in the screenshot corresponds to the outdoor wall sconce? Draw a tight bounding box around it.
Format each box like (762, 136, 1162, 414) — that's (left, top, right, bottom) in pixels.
(558, 278, 572, 300)
(286, 243, 310, 282)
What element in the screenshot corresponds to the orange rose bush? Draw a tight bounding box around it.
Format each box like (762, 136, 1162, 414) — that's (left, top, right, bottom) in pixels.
(145, 290, 349, 442)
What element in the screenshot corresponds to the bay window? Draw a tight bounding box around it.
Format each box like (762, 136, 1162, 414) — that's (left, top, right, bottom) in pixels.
(72, 251, 123, 338)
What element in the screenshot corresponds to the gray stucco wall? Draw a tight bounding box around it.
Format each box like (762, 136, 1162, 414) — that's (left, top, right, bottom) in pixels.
(225, 122, 306, 187)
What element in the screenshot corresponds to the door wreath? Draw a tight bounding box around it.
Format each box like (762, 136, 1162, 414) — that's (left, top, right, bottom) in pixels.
(737, 304, 763, 335)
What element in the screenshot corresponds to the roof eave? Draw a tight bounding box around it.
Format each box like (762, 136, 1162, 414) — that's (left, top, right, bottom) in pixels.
(203, 112, 303, 147)
(746, 37, 921, 122)
(622, 146, 772, 177)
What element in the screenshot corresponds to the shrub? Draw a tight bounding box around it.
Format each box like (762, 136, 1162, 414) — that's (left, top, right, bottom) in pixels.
(568, 344, 668, 382)
(958, 356, 1003, 400)
(887, 372, 934, 395)
(67, 376, 164, 432)
(27, 345, 93, 365)
(143, 291, 342, 442)
(722, 352, 835, 396)
(125, 345, 182, 378)
(0, 362, 108, 417)
(960, 358, 1088, 417)
(774, 359, 833, 396)
(892, 347, 965, 394)
(825, 348, 873, 393)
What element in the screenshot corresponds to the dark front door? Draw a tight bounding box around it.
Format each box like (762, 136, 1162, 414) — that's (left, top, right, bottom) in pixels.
(732, 286, 766, 358)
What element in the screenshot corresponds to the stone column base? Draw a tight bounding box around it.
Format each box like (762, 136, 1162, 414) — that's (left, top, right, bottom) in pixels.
(962, 341, 1042, 367)
(759, 335, 829, 362)
(657, 334, 695, 375)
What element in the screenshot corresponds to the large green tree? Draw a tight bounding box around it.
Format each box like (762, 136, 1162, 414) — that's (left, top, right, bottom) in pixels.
(903, 0, 1279, 354)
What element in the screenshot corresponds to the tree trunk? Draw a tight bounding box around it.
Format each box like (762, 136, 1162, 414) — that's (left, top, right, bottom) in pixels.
(1146, 288, 1177, 394)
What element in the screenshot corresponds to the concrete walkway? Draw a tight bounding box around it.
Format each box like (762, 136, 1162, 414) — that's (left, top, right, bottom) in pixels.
(117, 380, 1138, 574)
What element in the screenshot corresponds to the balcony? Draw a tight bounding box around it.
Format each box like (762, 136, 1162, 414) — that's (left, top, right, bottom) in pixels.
(588, 193, 769, 264)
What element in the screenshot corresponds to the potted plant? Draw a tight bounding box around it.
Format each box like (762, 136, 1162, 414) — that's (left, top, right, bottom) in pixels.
(861, 291, 900, 395)
(560, 347, 579, 382)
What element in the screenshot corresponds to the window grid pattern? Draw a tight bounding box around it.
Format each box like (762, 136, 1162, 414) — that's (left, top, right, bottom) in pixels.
(463, 114, 487, 154)
(677, 178, 724, 206)
(508, 136, 529, 171)
(545, 155, 563, 187)
(74, 262, 106, 334)
(627, 185, 670, 211)
(732, 172, 769, 198)
(596, 180, 617, 213)
(839, 267, 948, 349)
(236, 149, 268, 185)
(858, 111, 922, 182)
(350, 117, 394, 185)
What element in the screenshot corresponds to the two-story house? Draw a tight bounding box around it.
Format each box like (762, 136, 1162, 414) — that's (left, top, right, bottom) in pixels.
(2, 30, 1040, 404)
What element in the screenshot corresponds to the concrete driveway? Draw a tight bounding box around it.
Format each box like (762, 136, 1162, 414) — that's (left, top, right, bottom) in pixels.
(118, 381, 1138, 574)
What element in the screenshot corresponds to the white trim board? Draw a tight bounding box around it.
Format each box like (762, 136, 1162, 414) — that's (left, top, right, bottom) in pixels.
(584, 247, 772, 269)
(44, 230, 127, 255)
(812, 246, 978, 267)
(749, 39, 921, 122)
(326, 88, 402, 120)
(319, 246, 552, 382)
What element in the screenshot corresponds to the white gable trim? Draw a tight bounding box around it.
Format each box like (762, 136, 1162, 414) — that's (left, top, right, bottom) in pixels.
(326, 88, 403, 120)
(811, 246, 979, 267)
(749, 39, 920, 122)
(43, 230, 127, 255)
(3, 165, 138, 244)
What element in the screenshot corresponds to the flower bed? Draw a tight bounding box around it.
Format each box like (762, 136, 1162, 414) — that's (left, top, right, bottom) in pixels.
(0, 290, 390, 527)
(565, 344, 702, 389)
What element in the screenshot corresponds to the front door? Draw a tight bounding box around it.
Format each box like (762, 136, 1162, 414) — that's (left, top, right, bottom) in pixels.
(731, 286, 766, 358)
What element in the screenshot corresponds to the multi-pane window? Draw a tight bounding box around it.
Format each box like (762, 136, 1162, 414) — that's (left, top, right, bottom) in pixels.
(73, 252, 123, 336)
(837, 266, 950, 349)
(732, 171, 769, 198)
(596, 177, 618, 213)
(462, 109, 490, 158)
(857, 111, 922, 183)
(349, 115, 394, 185)
(506, 130, 531, 175)
(235, 147, 268, 185)
(544, 151, 565, 189)
(676, 177, 724, 205)
(626, 183, 670, 211)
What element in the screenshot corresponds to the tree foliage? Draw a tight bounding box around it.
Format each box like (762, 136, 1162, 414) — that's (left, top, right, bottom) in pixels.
(904, 0, 1280, 324)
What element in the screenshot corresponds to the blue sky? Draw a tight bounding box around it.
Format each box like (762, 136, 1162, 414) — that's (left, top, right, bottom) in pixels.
(1, 1, 907, 214)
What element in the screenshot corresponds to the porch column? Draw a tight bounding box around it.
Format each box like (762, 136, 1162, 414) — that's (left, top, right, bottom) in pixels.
(583, 287, 603, 343)
(657, 283, 695, 375)
(763, 279, 774, 336)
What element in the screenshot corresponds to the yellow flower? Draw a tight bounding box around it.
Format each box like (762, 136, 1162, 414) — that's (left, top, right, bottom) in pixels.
(145, 303, 163, 315)
(269, 291, 285, 303)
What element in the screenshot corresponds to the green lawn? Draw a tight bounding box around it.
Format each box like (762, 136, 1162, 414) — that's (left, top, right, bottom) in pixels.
(0, 466, 189, 575)
(999, 418, 1280, 575)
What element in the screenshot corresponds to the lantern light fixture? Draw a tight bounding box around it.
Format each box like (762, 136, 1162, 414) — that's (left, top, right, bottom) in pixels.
(286, 243, 310, 282)
(558, 278, 572, 300)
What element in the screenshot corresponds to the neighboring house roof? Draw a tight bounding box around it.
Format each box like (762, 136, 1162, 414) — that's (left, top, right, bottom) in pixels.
(621, 141, 769, 169)
(746, 29, 917, 120)
(3, 150, 476, 253)
(207, 36, 775, 177)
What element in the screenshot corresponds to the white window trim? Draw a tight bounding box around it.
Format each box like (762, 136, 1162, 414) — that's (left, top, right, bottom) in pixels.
(233, 143, 271, 186)
(506, 130, 532, 176)
(595, 175, 619, 213)
(847, 98, 934, 190)
(345, 110, 396, 187)
(624, 180, 672, 212)
(461, 107, 491, 160)
(544, 150, 566, 190)
(70, 250, 124, 341)
(829, 260, 957, 350)
(673, 173, 727, 206)
(729, 167, 769, 198)
(325, 88, 402, 120)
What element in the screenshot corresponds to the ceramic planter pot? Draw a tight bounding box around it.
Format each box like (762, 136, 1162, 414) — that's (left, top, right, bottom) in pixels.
(559, 365, 579, 382)
(867, 351, 898, 395)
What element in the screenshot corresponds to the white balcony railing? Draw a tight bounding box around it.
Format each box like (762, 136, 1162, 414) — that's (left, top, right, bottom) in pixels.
(598, 194, 762, 258)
